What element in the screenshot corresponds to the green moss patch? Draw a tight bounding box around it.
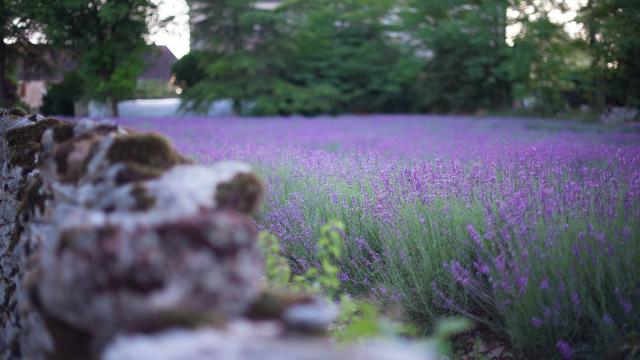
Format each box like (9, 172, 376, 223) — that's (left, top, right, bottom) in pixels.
(17, 177, 46, 222)
(215, 173, 264, 214)
(246, 291, 311, 320)
(131, 310, 224, 334)
(6, 119, 74, 171)
(8, 107, 27, 117)
(7, 225, 23, 253)
(130, 184, 156, 211)
(39, 310, 92, 360)
(107, 133, 188, 169)
(115, 163, 166, 185)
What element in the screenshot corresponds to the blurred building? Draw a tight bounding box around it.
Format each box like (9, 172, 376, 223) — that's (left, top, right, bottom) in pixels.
(14, 45, 75, 110)
(14, 45, 178, 111)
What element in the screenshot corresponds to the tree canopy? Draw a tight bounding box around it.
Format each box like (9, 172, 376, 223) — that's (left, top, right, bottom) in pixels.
(177, 0, 640, 117)
(27, 0, 160, 116)
(0, 0, 43, 107)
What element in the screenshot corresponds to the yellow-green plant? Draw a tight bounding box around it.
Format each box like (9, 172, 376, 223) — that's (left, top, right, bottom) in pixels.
(258, 221, 472, 354)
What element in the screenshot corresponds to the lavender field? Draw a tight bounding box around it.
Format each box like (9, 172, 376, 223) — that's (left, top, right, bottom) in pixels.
(119, 115, 640, 358)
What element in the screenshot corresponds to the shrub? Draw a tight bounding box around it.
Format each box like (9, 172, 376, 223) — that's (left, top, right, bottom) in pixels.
(41, 71, 84, 116)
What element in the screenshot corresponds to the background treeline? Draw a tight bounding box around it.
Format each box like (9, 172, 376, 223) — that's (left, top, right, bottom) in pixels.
(1, 0, 161, 117)
(177, 0, 640, 117)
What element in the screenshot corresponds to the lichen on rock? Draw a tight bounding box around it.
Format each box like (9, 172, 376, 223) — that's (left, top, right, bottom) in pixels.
(215, 172, 264, 214)
(5, 118, 74, 171)
(107, 133, 190, 170)
(0, 109, 271, 359)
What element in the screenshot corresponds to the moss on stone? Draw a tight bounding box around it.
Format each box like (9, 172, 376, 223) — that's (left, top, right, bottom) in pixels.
(107, 133, 188, 170)
(1, 283, 16, 313)
(53, 133, 107, 183)
(115, 163, 166, 185)
(245, 291, 311, 320)
(39, 309, 93, 360)
(53, 141, 76, 181)
(131, 310, 225, 334)
(7, 225, 23, 253)
(6, 118, 74, 171)
(56, 226, 119, 256)
(8, 107, 27, 117)
(17, 177, 45, 222)
(51, 120, 75, 143)
(130, 184, 156, 211)
(215, 173, 264, 214)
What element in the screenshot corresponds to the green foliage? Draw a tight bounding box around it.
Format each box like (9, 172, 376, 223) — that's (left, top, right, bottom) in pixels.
(584, 0, 640, 108)
(404, 0, 512, 113)
(41, 71, 85, 116)
(30, 0, 159, 116)
(171, 51, 208, 90)
(181, 0, 421, 115)
(255, 151, 640, 358)
(257, 230, 291, 288)
(301, 221, 344, 296)
(259, 220, 344, 297)
(179, 0, 639, 117)
(133, 80, 176, 99)
(259, 220, 386, 343)
(1, 0, 43, 107)
(428, 318, 474, 355)
(258, 220, 472, 355)
(505, 18, 586, 115)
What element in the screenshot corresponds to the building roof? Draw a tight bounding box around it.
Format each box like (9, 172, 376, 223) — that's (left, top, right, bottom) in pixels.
(139, 46, 178, 81)
(14, 44, 75, 82)
(15, 45, 177, 82)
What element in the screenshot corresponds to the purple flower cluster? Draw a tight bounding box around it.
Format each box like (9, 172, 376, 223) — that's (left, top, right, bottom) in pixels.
(114, 115, 640, 358)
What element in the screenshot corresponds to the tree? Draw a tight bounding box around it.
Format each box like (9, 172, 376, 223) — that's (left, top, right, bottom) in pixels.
(183, 0, 421, 115)
(188, 0, 255, 53)
(580, 0, 640, 109)
(0, 0, 41, 107)
(31, 0, 159, 117)
(185, 0, 295, 114)
(41, 70, 85, 116)
(171, 50, 207, 91)
(402, 0, 513, 113)
(504, 17, 585, 114)
(180, 0, 638, 117)
(285, 0, 421, 114)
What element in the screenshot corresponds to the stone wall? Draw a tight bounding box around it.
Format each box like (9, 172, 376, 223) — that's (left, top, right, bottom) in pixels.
(0, 108, 433, 360)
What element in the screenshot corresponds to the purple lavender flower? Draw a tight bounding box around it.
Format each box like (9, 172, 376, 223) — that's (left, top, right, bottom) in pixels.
(556, 340, 574, 359)
(449, 261, 472, 286)
(531, 317, 544, 327)
(474, 260, 490, 275)
(337, 272, 350, 282)
(109, 114, 640, 358)
(571, 292, 581, 310)
(539, 277, 549, 290)
(467, 224, 482, 247)
(614, 288, 633, 314)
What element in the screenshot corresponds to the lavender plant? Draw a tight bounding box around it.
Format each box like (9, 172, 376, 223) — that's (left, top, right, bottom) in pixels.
(119, 115, 640, 358)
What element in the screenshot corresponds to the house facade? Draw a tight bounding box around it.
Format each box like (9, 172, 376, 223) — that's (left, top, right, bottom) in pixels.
(15, 45, 178, 111)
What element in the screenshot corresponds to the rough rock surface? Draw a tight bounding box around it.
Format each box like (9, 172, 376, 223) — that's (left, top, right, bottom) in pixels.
(0, 108, 433, 360)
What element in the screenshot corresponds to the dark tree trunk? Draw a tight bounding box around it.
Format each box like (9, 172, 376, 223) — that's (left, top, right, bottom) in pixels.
(233, 98, 242, 115)
(585, 0, 606, 115)
(109, 97, 119, 118)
